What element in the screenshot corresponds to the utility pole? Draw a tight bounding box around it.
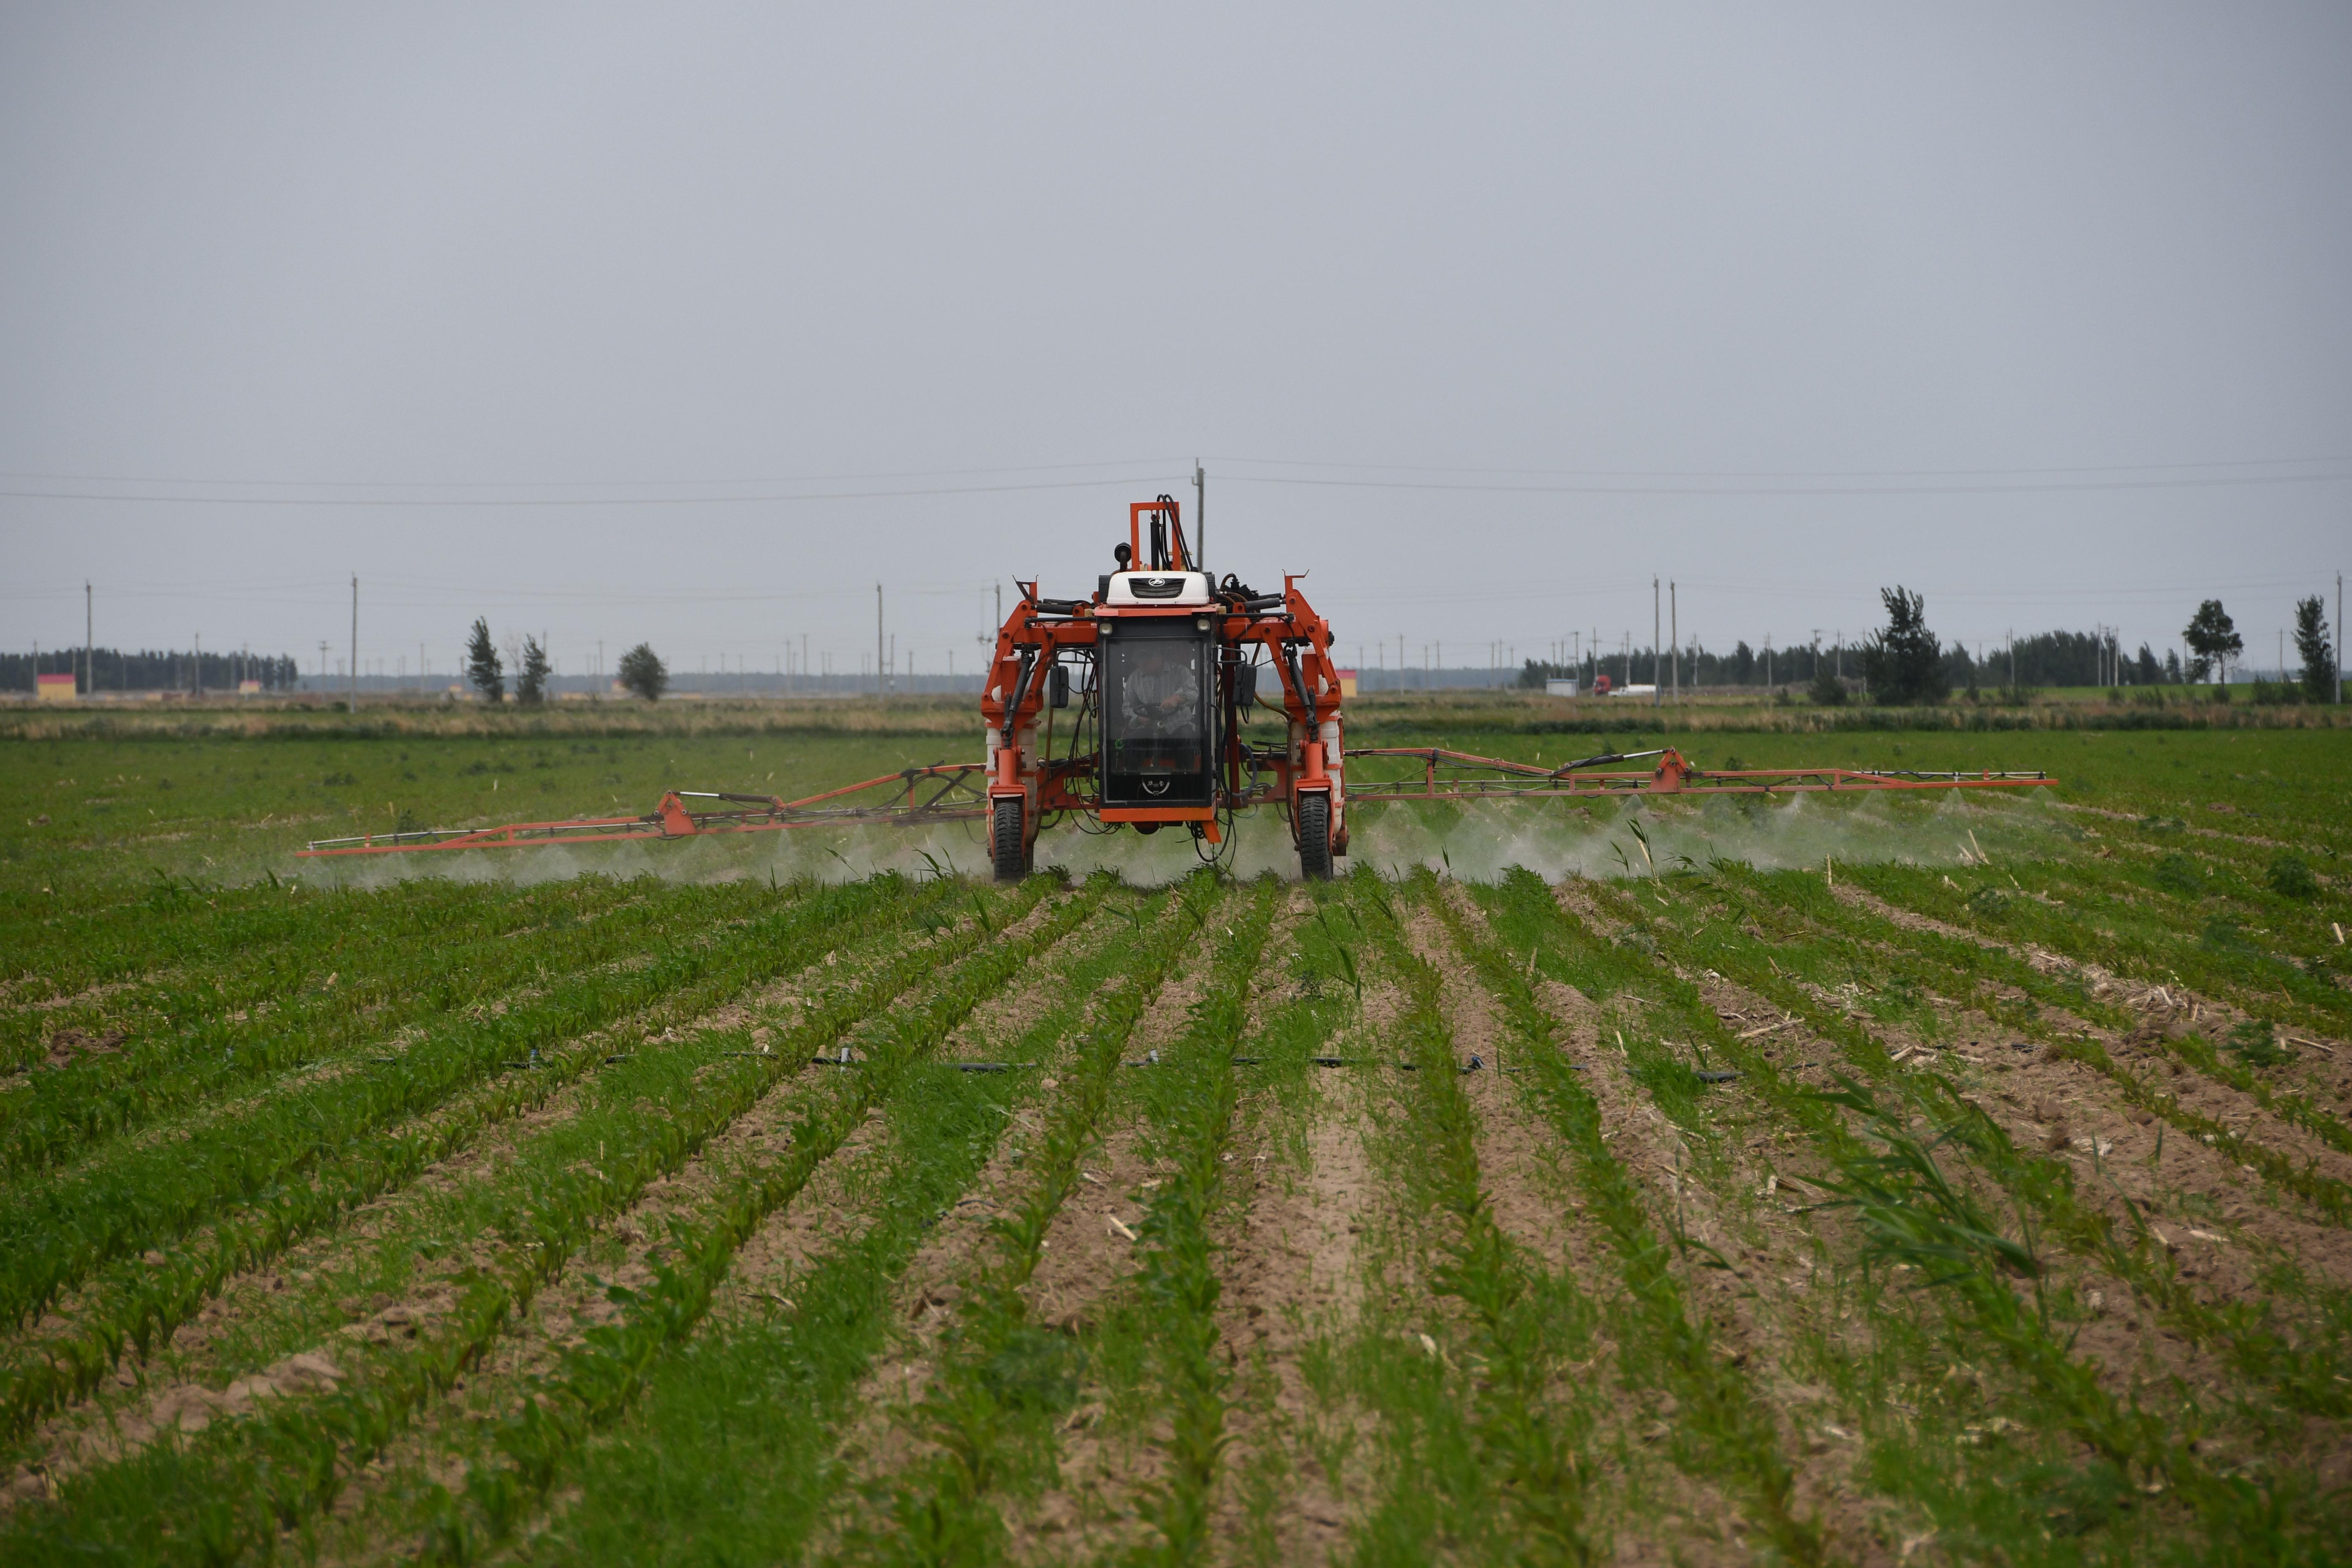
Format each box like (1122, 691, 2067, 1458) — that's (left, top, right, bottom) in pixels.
(193, 631, 201, 697)
(877, 583, 886, 698)
(803, 633, 809, 695)
(348, 574, 358, 712)
(84, 581, 92, 697)
(2337, 573, 2344, 705)
(1670, 581, 1679, 703)
(1193, 459, 1205, 573)
(1652, 577, 1661, 707)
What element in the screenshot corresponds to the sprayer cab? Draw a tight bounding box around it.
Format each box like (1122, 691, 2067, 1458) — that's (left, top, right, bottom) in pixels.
(979, 495, 1348, 882)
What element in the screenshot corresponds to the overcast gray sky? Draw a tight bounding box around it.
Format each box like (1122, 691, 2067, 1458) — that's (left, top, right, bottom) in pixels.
(3, 4, 2347, 681)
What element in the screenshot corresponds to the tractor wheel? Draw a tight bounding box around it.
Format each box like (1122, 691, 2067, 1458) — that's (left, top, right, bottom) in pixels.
(1296, 793, 1334, 882)
(991, 798, 1027, 882)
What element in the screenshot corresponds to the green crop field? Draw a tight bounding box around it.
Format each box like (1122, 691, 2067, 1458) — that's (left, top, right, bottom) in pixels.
(1, 711, 2349, 1565)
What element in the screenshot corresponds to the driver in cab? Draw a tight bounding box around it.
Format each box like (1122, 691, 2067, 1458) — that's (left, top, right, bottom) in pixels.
(1121, 648, 1198, 735)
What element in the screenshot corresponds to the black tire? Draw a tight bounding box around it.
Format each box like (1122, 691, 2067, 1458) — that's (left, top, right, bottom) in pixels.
(1297, 792, 1333, 882)
(991, 798, 1027, 882)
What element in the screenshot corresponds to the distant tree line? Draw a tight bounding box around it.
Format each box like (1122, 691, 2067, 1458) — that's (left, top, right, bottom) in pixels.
(1514, 589, 2339, 702)
(463, 618, 666, 703)
(3, 647, 302, 693)
(1516, 639, 1900, 692)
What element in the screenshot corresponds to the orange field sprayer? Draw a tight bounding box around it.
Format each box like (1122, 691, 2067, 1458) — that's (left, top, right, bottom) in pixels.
(299, 495, 2056, 879)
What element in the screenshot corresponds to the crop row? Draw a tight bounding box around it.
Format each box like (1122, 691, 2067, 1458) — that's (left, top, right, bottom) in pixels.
(1857, 851, 2350, 1037)
(1311, 880, 1615, 1564)
(0, 875, 909, 1331)
(468, 880, 1195, 1566)
(0, 878, 760, 1182)
(828, 884, 1232, 1561)
(1740, 865, 2352, 1165)
(1477, 871, 2178, 1555)
(404, 877, 1110, 1564)
(1088, 880, 1279, 1563)
(0, 874, 606, 1050)
(1678, 868, 2352, 1421)
(1550, 871, 2350, 1557)
(0, 877, 1076, 1565)
(0, 875, 951, 1441)
(1711, 866, 2352, 1228)
(1403, 874, 1827, 1563)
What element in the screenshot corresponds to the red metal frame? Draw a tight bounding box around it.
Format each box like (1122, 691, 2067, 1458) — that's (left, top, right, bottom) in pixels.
(979, 498, 1349, 866)
(297, 766, 989, 857)
(1341, 746, 2055, 801)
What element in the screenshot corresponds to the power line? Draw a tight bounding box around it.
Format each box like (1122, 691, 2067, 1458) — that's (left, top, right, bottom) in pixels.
(0, 455, 1189, 490)
(1218, 470, 2350, 498)
(1206, 452, 2351, 481)
(0, 473, 1185, 508)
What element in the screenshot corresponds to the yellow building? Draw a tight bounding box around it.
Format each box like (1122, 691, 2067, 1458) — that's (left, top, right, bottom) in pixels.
(35, 673, 76, 703)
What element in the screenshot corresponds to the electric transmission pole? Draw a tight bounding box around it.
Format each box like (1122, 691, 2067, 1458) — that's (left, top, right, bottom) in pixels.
(1652, 577, 1661, 708)
(349, 575, 358, 712)
(1193, 460, 1205, 573)
(876, 583, 885, 698)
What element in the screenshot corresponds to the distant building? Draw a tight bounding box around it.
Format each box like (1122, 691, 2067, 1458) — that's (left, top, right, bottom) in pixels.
(238, 680, 261, 695)
(1334, 667, 1358, 698)
(35, 673, 76, 703)
(1544, 678, 1580, 697)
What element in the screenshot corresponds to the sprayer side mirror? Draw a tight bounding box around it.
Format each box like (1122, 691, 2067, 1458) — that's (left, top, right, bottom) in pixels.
(1234, 662, 1257, 714)
(1049, 664, 1070, 709)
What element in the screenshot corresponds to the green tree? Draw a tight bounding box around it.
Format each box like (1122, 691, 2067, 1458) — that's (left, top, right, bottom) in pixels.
(1808, 665, 1847, 705)
(617, 642, 668, 701)
(2293, 595, 2336, 702)
(464, 617, 504, 703)
(1859, 585, 1948, 705)
(517, 635, 551, 705)
(2183, 599, 2240, 684)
